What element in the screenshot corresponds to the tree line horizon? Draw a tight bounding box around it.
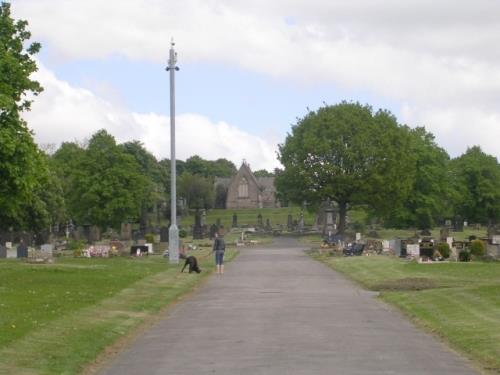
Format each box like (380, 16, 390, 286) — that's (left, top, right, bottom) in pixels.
(2, 2, 500, 234)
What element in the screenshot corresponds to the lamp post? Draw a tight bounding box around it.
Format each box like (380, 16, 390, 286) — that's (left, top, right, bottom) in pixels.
(166, 39, 179, 264)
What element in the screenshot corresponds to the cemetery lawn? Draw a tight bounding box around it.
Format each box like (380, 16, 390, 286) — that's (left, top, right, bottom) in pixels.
(0, 249, 237, 375)
(312, 254, 500, 373)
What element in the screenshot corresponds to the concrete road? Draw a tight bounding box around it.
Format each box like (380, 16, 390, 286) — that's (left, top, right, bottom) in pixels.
(99, 237, 479, 375)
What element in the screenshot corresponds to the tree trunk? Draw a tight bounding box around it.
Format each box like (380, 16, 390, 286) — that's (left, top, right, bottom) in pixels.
(338, 201, 348, 234)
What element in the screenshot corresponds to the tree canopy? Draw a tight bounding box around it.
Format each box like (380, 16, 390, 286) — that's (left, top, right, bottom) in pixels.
(0, 2, 48, 230)
(277, 102, 414, 233)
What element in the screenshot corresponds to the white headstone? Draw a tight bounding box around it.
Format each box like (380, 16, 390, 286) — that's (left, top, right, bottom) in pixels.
(356, 233, 361, 241)
(41, 244, 54, 254)
(5, 242, 12, 249)
(407, 244, 420, 257)
(146, 243, 153, 254)
(382, 240, 390, 252)
(492, 235, 500, 245)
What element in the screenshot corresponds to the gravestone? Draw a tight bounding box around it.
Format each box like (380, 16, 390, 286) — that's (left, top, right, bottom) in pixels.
(193, 211, 203, 239)
(323, 206, 336, 236)
(298, 212, 304, 232)
(41, 244, 53, 255)
(265, 218, 272, 231)
(232, 213, 238, 228)
(453, 216, 464, 232)
(160, 226, 169, 242)
(287, 214, 293, 231)
(120, 223, 132, 241)
(216, 218, 221, 227)
(89, 226, 101, 242)
(209, 224, 218, 240)
(17, 242, 28, 258)
(440, 227, 450, 242)
(0, 245, 6, 259)
(406, 244, 420, 257)
(257, 213, 263, 228)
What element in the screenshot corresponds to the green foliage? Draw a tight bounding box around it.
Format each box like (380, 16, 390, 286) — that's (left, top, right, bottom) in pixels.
(184, 155, 236, 177)
(145, 233, 155, 243)
(179, 228, 187, 238)
(178, 172, 214, 210)
(469, 239, 486, 257)
(436, 242, 451, 259)
(0, 2, 48, 230)
(277, 102, 414, 233)
(254, 169, 274, 177)
(384, 127, 451, 229)
(449, 146, 500, 224)
(458, 250, 471, 262)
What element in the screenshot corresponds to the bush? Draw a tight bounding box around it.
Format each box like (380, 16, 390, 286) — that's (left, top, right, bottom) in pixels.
(469, 240, 486, 257)
(179, 229, 187, 238)
(458, 250, 471, 262)
(436, 242, 451, 259)
(67, 239, 86, 251)
(145, 233, 155, 243)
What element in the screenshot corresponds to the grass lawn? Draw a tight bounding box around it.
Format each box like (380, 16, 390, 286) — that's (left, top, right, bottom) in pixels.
(0, 248, 237, 374)
(310, 253, 500, 373)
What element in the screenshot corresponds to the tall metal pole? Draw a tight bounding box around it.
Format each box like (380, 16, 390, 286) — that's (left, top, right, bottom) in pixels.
(166, 39, 179, 264)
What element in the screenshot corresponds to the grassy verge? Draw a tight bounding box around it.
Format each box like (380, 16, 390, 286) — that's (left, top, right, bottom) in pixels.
(0, 249, 237, 375)
(309, 254, 500, 373)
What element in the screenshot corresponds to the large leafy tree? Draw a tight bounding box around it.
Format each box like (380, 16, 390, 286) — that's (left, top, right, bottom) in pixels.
(0, 2, 46, 229)
(51, 130, 151, 229)
(178, 172, 214, 210)
(384, 127, 451, 229)
(277, 102, 414, 233)
(449, 146, 500, 224)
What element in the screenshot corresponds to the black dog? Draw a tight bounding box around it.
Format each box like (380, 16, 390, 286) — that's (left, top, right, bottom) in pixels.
(180, 255, 201, 273)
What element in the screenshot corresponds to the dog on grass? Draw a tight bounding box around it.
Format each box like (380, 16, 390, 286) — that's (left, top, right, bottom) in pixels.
(180, 255, 201, 273)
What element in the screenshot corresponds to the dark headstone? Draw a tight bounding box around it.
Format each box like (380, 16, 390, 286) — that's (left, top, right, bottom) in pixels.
(17, 243, 28, 258)
(209, 224, 218, 240)
(265, 218, 272, 231)
(160, 226, 169, 242)
(0, 245, 6, 259)
(287, 214, 293, 230)
(232, 213, 237, 228)
(120, 223, 132, 241)
(89, 226, 101, 242)
(257, 213, 263, 228)
(193, 211, 203, 239)
(453, 216, 464, 232)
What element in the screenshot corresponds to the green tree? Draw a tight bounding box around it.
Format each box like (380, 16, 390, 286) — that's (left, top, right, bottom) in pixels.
(254, 169, 274, 177)
(384, 127, 451, 229)
(0, 2, 46, 229)
(53, 130, 151, 229)
(178, 172, 214, 210)
(449, 146, 500, 224)
(277, 102, 414, 233)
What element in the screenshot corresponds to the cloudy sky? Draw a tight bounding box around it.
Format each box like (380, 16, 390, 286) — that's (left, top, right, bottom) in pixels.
(12, 0, 500, 170)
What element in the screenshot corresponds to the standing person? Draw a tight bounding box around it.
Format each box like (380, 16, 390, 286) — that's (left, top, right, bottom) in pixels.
(212, 230, 226, 274)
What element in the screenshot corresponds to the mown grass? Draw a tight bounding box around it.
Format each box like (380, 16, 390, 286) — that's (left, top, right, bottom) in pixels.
(0, 249, 237, 374)
(310, 254, 500, 373)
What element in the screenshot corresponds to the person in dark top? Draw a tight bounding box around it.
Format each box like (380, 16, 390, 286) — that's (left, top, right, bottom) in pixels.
(212, 230, 226, 274)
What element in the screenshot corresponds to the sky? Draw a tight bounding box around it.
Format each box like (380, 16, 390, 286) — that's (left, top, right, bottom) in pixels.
(11, 0, 500, 171)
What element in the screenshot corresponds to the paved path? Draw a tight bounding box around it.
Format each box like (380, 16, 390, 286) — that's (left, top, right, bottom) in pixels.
(99, 238, 479, 375)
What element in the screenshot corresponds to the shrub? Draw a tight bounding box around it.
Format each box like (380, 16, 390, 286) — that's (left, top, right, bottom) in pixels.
(145, 233, 155, 243)
(469, 240, 486, 257)
(179, 229, 187, 238)
(436, 242, 451, 259)
(67, 240, 86, 251)
(458, 250, 471, 262)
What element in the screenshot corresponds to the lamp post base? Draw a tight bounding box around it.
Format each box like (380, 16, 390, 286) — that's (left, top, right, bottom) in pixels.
(168, 224, 179, 264)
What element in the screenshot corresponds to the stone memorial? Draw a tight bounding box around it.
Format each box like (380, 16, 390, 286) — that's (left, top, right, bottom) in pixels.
(17, 241, 28, 258)
(298, 212, 304, 232)
(265, 218, 272, 231)
(209, 224, 218, 240)
(41, 244, 53, 255)
(407, 244, 420, 257)
(287, 214, 293, 231)
(120, 222, 132, 241)
(0, 245, 6, 259)
(453, 216, 464, 232)
(232, 213, 238, 228)
(257, 213, 263, 228)
(89, 225, 101, 242)
(193, 211, 203, 240)
(160, 226, 169, 242)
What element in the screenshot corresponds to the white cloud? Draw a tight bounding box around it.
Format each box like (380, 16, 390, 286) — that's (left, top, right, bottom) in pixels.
(23, 64, 280, 171)
(13, 0, 500, 161)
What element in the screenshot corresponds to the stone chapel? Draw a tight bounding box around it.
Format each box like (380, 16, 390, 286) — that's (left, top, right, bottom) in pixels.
(215, 162, 278, 209)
